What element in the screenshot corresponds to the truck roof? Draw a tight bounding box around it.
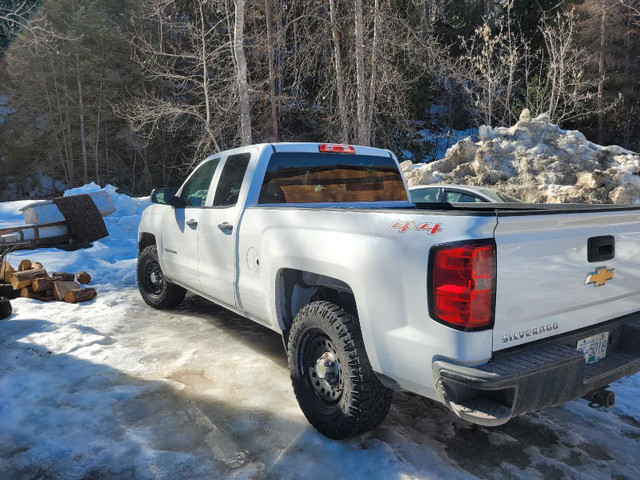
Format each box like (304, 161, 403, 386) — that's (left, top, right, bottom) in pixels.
(271, 143, 394, 158)
(207, 142, 394, 159)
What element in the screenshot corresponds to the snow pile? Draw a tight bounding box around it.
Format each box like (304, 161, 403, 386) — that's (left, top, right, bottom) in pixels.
(2, 183, 150, 290)
(401, 109, 640, 204)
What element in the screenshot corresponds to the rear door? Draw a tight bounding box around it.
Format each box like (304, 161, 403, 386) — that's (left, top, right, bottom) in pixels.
(493, 210, 640, 351)
(197, 152, 252, 308)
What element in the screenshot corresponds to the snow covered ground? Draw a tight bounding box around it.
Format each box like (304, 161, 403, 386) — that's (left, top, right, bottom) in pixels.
(1, 186, 640, 479)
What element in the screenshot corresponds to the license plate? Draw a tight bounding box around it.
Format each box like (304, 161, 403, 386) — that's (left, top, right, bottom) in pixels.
(576, 331, 609, 364)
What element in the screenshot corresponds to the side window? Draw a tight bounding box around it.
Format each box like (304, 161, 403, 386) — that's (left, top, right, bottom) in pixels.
(445, 191, 485, 203)
(411, 188, 439, 202)
(180, 159, 220, 207)
(213, 153, 251, 207)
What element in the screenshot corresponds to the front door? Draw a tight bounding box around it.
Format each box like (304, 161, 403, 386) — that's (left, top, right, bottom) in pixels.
(161, 158, 220, 291)
(197, 152, 252, 308)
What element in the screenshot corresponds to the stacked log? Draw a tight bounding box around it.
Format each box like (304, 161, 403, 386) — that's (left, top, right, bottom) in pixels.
(0, 259, 96, 304)
(1, 261, 15, 283)
(10, 268, 48, 290)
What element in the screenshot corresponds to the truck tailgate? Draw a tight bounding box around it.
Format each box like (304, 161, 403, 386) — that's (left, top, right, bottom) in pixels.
(493, 210, 640, 351)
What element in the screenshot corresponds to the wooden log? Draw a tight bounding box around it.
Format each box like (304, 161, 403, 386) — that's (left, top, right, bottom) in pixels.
(0, 261, 15, 283)
(18, 287, 54, 302)
(18, 259, 32, 271)
(20, 286, 34, 297)
(32, 276, 57, 293)
(76, 271, 91, 285)
(32, 262, 44, 270)
(64, 288, 97, 304)
(54, 281, 80, 301)
(51, 272, 75, 282)
(10, 268, 48, 290)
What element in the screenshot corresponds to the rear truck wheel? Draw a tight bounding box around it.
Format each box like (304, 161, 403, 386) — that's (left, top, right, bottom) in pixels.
(137, 245, 186, 309)
(287, 301, 393, 439)
(0, 297, 12, 320)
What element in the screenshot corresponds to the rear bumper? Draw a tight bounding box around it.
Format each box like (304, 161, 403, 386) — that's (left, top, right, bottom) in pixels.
(433, 316, 640, 426)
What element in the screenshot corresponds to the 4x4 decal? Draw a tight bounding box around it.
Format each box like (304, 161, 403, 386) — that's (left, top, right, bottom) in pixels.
(390, 221, 443, 234)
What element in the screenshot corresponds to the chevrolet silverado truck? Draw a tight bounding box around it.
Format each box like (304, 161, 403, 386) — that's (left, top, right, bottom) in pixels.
(137, 142, 640, 438)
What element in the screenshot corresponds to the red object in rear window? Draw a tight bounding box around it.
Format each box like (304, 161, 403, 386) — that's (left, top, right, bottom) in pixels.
(319, 144, 356, 154)
(430, 240, 496, 330)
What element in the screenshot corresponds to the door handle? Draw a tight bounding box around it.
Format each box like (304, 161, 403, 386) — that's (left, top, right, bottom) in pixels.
(218, 222, 233, 233)
(186, 219, 199, 228)
(588, 235, 614, 262)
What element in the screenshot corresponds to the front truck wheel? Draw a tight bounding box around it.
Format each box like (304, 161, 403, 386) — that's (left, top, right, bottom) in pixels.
(287, 301, 393, 438)
(137, 245, 186, 309)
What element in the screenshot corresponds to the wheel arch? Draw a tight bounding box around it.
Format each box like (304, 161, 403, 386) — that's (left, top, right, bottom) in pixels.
(276, 268, 359, 336)
(138, 232, 156, 252)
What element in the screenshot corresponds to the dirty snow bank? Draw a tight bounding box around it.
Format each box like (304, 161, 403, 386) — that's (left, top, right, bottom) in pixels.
(401, 109, 640, 204)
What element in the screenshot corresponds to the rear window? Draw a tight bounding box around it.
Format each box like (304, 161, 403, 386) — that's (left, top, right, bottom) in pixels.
(258, 152, 407, 204)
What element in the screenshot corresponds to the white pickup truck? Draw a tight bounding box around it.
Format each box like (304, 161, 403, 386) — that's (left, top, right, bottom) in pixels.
(137, 142, 640, 438)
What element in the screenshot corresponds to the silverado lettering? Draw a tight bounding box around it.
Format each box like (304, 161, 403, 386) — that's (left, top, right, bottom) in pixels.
(501, 323, 559, 343)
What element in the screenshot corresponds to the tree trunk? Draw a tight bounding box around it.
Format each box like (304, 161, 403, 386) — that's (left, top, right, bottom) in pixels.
(364, 0, 379, 145)
(354, 0, 367, 144)
(275, 0, 285, 96)
(329, 0, 349, 142)
(199, 0, 221, 152)
(234, 0, 252, 145)
(597, 0, 606, 144)
(42, 66, 70, 186)
(62, 63, 75, 185)
(265, 0, 279, 141)
(75, 51, 89, 185)
(95, 76, 104, 185)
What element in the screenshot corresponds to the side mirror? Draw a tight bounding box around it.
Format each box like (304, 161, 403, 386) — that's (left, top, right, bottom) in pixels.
(150, 188, 186, 208)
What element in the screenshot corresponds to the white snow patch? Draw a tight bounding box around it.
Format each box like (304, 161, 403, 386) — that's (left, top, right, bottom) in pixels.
(1, 185, 640, 479)
(2, 184, 149, 291)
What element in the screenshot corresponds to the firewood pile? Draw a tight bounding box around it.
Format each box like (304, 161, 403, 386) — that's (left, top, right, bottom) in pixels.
(0, 259, 96, 304)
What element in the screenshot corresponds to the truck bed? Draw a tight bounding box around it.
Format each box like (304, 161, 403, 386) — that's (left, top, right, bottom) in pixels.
(413, 201, 640, 215)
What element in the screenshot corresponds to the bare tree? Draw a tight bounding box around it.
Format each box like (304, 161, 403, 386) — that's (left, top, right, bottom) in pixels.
(527, 11, 597, 124)
(329, 0, 349, 142)
(233, 0, 252, 145)
(354, 0, 367, 144)
(455, 22, 510, 126)
(120, 0, 243, 163)
(265, 0, 278, 141)
(1, 0, 75, 54)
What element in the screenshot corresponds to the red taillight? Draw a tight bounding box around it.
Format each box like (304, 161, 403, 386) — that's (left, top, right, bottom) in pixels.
(431, 241, 495, 329)
(319, 143, 356, 154)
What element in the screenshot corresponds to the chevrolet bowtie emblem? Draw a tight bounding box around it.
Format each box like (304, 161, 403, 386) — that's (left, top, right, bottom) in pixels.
(585, 266, 614, 287)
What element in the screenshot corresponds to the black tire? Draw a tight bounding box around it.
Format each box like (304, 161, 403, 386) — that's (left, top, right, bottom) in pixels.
(0, 297, 11, 320)
(287, 301, 393, 439)
(137, 245, 186, 309)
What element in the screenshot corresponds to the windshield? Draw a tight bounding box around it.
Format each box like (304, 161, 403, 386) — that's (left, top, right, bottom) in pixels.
(478, 188, 523, 203)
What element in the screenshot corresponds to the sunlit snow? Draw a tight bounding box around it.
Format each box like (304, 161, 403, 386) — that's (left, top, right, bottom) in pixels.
(1, 185, 639, 479)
